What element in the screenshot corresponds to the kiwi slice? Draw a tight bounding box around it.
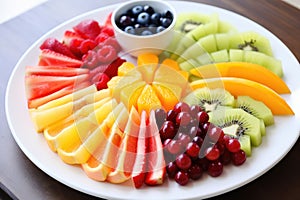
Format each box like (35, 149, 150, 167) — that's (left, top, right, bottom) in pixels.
(209, 108, 262, 156)
(210, 49, 229, 63)
(182, 87, 235, 112)
(236, 96, 274, 126)
(229, 31, 273, 56)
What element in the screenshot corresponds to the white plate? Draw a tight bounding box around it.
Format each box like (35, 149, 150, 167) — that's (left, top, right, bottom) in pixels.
(5, 1, 300, 199)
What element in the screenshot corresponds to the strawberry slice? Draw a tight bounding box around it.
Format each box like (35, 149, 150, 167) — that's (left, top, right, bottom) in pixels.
(62, 30, 84, 46)
(104, 12, 113, 29)
(39, 49, 83, 68)
(26, 65, 89, 77)
(145, 110, 166, 186)
(73, 19, 101, 39)
(131, 111, 148, 188)
(40, 37, 76, 59)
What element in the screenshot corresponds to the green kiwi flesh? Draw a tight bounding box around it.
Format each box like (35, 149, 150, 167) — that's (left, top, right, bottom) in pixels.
(236, 96, 274, 126)
(182, 87, 235, 112)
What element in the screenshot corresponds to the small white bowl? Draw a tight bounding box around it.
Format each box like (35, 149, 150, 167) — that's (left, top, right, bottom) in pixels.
(111, 0, 177, 57)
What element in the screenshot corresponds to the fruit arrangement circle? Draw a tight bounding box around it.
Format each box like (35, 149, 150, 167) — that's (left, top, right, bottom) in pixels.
(7, 0, 298, 199)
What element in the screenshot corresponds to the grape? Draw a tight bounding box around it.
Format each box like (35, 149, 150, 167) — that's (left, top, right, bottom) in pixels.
(176, 112, 192, 126)
(192, 136, 203, 148)
(197, 111, 209, 124)
(208, 161, 223, 177)
(207, 126, 224, 143)
(175, 153, 192, 170)
(174, 171, 189, 186)
(173, 102, 190, 114)
(205, 146, 220, 161)
(167, 140, 182, 155)
(188, 164, 203, 180)
(231, 150, 246, 166)
(166, 161, 178, 179)
(159, 121, 176, 141)
(186, 142, 200, 158)
(226, 138, 241, 153)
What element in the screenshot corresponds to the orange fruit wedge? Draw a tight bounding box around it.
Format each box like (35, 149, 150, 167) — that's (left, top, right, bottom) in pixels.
(137, 85, 162, 115)
(190, 77, 294, 115)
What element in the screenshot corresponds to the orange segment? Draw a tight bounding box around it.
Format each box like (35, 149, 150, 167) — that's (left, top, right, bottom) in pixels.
(137, 85, 161, 115)
(152, 83, 180, 111)
(120, 81, 146, 109)
(161, 58, 180, 70)
(137, 53, 159, 66)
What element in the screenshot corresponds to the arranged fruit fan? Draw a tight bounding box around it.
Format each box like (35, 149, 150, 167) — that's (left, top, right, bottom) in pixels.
(25, 4, 294, 189)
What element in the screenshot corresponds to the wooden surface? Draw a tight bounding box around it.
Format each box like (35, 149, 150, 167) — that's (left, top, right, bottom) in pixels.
(0, 0, 299, 199)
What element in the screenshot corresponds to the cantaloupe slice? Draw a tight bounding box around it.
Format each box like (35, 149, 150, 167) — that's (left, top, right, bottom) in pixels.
(190, 77, 294, 115)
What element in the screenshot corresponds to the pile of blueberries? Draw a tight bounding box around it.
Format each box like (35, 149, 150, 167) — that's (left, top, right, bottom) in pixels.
(116, 5, 174, 36)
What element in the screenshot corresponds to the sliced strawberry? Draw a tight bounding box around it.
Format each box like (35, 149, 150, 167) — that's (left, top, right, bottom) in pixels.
(95, 32, 110, 44)
(104, 57, 126, 78)
(62, 30, 84, 46)
(39, 49, 83, 68)
(40, 38, 76, 59)
(104, 12, 113, 29)
(73, 19, 101, 39)
(131, 111, 148, 188)
(145, 110, 166, 186)
(27, 81, 91, 109)
(26, 65, 89, 77)
(101, 27, 114, 37)
(25, 74, 89, 100)
(94, 73, 110, 90)
(79, 39, 97, 55)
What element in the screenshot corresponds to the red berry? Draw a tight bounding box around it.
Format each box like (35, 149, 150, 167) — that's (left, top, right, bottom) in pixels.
(95, 32, 110, 44)
(186, 142, 200, 158)
(79, 39, 97, 54)
(176, 112, 192, 126)
(174, 171, 189, 186)
(173, 102, 190, 114)
(104, 57, 126, 78)
(231, 150, 246, 166)
(205, 146, 220, 161)
(40, 37, 76, 59)
(197, 111, 209, 124)
(101, 27, 114, 36)
(176, 153, 192, 170)
(188, 164, 203, 180)
(83, 50, 98, 69)
(96, 45, 117, 64)
(208, 161, 223, 177)
(167, 140, 182, 155)
(94, 73, 110, 90)
(73, 19, 101, 39)
(159, 121, 176, 141)
(166, 162, 178, 179)
(226, 138, 241, 153)
(208, 126, 224, 143)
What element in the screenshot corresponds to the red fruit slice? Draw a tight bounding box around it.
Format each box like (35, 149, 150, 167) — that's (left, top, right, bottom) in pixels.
(26, 65, 89, 77)
(104, 57, 126, 78)
(39, 49, 83, 68)
(131, 111, 148, 188)
(25, 74, 89, 100)
(145, 110, 166, 186)
(27, 81, 91, 109)
(40, 38, 76, 59)
(104, 12, 113, 29)
(73, 19, 101, 39)
(62, 30, 84, 46)
(94, 73, 110, 90)
(79, 39, 97, 54)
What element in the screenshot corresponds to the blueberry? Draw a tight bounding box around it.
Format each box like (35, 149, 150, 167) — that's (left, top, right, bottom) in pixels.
(150, 13, 161, 25)
(140, 29, 153, 36)
(163, 10, 173, 19)
(156, 26, 165, 33)
(118, 15, 133, 28)
(137, 12, 150, 25)
(143, 5, 155, 14)
(131, 5, 143, 16)
(124, 26, 135, 34)
(160, 17, 172, 28)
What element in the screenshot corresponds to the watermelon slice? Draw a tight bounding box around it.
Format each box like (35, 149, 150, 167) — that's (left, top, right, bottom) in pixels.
(26, 65, 89, 77)
(38, 49, 83, 68)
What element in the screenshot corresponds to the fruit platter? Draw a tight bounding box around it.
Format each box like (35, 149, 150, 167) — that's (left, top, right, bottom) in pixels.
(5, 1, 300, 199)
